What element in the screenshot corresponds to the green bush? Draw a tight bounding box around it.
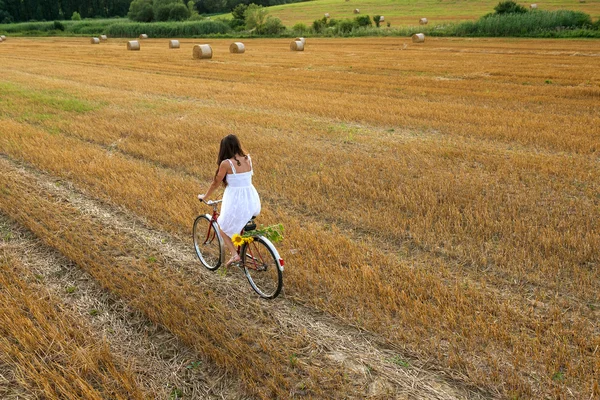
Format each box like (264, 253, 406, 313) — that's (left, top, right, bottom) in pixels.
(337, 19, 355, 34)
(71, 12, 81, 21)
(53, 21, 65, 31)
(262, 16, 285, 34)
(312, 16, 327, 33)
(494, 1, 528, 15)
(454, 10, 593, 36)
(245, 4, 268, 31)
(189, 13, 205, 21)
(169, 3, 190, 21)
(354, 15, 371, 27)
(128, 0, 154, 22)
(106, 20, 230, 37)
(155, 5, 173, 21)
(292, 22, 308, 34)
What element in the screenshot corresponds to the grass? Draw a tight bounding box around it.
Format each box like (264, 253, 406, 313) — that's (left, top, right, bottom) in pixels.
(0, 252, 146, 399)
(0, 37, 599, 398)
(266, 0, 600, 26)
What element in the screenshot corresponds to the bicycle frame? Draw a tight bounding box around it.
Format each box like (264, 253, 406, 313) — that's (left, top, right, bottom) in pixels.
(203, 202, 220, 245)
(201, 199, 284, 272)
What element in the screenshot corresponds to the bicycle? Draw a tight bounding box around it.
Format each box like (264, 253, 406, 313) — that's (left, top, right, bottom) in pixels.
(193, 199, 284, 299)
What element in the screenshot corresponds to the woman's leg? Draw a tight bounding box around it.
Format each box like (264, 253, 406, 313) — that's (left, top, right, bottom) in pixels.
(219, 227, 240, 263)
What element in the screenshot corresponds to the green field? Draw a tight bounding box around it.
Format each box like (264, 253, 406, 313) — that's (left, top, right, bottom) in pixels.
(267, 0, 600, 26)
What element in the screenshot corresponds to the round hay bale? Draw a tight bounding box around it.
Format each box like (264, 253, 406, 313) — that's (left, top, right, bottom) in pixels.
(412, 33, 425, 43)
(91, 37, 100, 44)
(325, 13, 330, 18)
(295, 37, 306, 45)
(354, 8, 360, 13)
(229, 42, 245, 53)
(1, 35, 6, 40)
(530, 3, 537, 8)
(169, 40, 180, 49)
(139, 34, 148, 39)
(379, 15, 385, 22)
(127, 40, 140, 51)
(290, 40, 304, 51)
(100, 34, 107, 41)
(419, 18, 428, 24)
(193, 44, 213, 59)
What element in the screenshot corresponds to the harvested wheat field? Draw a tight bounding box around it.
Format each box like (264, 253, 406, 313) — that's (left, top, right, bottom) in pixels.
(0, 37, 598, 399)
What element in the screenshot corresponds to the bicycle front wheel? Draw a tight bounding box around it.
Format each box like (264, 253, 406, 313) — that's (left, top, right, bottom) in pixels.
(193, 215, 223, 271)
(241, 237, 283, 299)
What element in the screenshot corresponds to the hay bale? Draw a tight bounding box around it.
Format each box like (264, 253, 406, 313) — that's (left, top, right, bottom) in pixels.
(354, 8, 360, 13)
(139, 33, 148, 39)
(295, 37, 306, 45)
(0, 38, 3, 43)
(100, 34, 107, 41)
(229, 42, 245, 53)
(325, 13, 330, 18)
(412, 33, 425, 43)
(127, 40, 140, 51)
(193, 44, 212, 59)
(379, 15, 385, 22)
(530, 3, 537, 8)
(91, 37, 100, 44)
(0, 35, 6, 40)
(169, 40, 180, 49)
(290, 40, 304, 51)
(419, 18, 428, 24)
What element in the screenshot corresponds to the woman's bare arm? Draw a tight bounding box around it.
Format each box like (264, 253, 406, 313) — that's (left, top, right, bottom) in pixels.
(198, 161, 229, 201)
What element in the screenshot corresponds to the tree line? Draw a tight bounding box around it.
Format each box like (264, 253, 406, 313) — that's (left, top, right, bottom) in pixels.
(0, 0, 131, 23)
(0, 0, 306, 23)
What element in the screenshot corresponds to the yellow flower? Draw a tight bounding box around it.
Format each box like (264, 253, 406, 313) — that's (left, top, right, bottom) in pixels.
(232, 234, 244, 247)
(244, 236, 254, 244)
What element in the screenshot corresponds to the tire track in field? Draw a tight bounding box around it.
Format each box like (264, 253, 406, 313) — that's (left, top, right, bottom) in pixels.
(0, 214, 244, 400)
(0, 156, 491, 400)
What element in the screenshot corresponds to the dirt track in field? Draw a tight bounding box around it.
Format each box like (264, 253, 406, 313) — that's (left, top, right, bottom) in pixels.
(0, 214, 244, 399)
(0, 155, 491, 399)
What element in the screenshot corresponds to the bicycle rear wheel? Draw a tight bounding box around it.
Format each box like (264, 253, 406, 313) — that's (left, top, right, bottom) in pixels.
(193, 215, 223, 271)
(241, 237, 283, 299)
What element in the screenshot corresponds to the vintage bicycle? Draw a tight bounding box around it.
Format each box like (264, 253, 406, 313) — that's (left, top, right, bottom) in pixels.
(193, 199, 284, 299)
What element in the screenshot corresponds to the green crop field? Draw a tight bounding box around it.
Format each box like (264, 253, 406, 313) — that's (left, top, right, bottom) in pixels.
(266, 0, 600, 26)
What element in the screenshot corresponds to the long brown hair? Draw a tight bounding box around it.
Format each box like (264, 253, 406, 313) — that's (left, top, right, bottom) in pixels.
(216, 134, 247, 185)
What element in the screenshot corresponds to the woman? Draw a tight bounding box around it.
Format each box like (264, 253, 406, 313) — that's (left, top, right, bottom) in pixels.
(198, 135, 261, 266)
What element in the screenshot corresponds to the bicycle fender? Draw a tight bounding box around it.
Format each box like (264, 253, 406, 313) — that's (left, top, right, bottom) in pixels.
(258, 235, 284, 272)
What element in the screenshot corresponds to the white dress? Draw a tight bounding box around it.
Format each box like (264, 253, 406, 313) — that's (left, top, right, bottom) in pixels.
(217, 156, 261, 238)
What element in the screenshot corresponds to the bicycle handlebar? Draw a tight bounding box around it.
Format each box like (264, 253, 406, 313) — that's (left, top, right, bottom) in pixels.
(199, 198, 222, 206)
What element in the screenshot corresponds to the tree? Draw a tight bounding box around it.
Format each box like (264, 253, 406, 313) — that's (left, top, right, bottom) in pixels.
(169, 2, 189, 20)
(128, 0, 153, 21)
(71, 11, 81, 20)
(262, 15, 284, 34)
(231, 3, 246, 20)
(154, 4, 172, 20)
(354, 14, 371, 27)
(244, 3, 267, 31)
(373, 14, 381, 27)
(494, 1, 528, 14)
(187, 0, 200, 18)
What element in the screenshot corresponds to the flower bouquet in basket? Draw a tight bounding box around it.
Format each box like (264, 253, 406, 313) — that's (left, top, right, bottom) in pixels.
(231, 223, 284, 247)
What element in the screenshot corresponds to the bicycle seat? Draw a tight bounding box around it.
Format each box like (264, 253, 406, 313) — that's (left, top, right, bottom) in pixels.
(244, 218, 257, 231)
